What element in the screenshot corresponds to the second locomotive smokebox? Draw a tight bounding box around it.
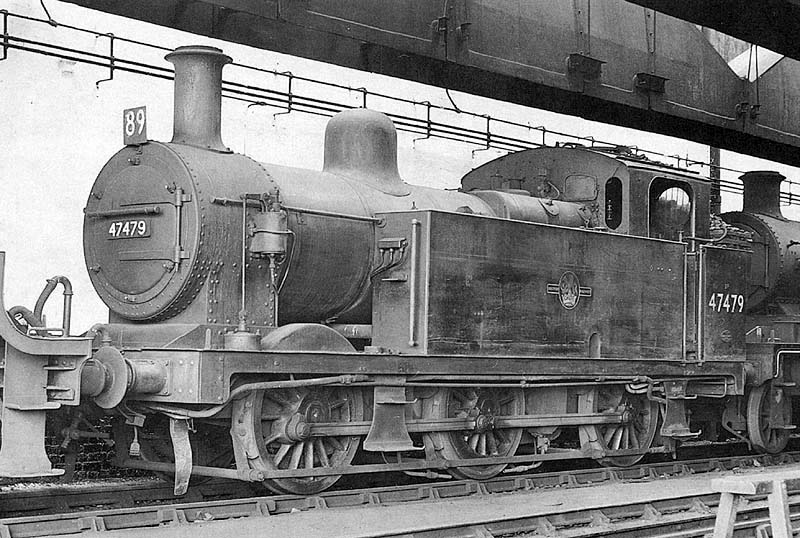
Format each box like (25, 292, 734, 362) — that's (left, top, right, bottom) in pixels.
(697, 245, 749, 361)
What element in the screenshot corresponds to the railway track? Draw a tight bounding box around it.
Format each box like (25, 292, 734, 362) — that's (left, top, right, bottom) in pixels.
(0, 478, 258, 518)
(2, 450, 800, 537)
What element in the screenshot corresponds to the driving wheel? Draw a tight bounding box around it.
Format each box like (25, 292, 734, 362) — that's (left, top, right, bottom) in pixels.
(747, 380, 792, 454)
(582, 385, 658, 467)
(424, 387, 524, 480)
(242, 386, 363, 495)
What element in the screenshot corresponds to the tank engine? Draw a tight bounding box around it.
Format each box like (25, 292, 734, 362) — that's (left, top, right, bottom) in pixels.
(1, 45, 799, 495)
(82, 46, 588, 338)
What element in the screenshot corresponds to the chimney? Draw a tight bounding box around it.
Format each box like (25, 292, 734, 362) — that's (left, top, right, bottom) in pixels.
(740, 170, 785, 218)
(165, 45, 231, 152)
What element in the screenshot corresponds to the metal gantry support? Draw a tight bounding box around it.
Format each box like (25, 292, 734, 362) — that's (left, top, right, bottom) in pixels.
(0, 8, 777, 194)
(3, 8, 800, 205)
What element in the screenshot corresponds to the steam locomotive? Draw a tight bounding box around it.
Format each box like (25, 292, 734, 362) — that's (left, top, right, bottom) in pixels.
(1, 45, 799, 496)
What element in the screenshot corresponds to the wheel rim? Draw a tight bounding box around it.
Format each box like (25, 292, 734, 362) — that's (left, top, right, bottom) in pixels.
(426, 387, 523, 480)
(591, 386, 658, 467)
(247, 386, 363, 495)
(113, 415, 234, 485)
(748, 381, 791, 454)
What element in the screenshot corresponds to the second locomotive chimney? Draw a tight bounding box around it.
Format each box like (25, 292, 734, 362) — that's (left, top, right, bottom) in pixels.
(165, 45, 231, 152)
(740, 170, 785, 218)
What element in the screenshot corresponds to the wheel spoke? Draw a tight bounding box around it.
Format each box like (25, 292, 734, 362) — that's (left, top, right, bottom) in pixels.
(630, 427, 640, 449)
(328, 436, 345, 451)
(632, 419, 644, 435)
(329, 399, 349, 411)
(263, 432, 282, 446)
(486, 431, 498, 456)
(468, 433, 480, 451)
(273, 443, 292, 466)
(315, 439, 330, 467)
(495, 429, 508, 444)
(303, 440, 314, 469)
(288, 442, 303, 470)
(603, 425, 617, 445)
(610, 426, 624, 450)
(477, 433, 487, 456)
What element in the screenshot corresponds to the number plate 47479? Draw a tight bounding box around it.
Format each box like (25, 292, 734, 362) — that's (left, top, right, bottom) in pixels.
(108, 219, 150, 239)
(708, 292, 744, 313)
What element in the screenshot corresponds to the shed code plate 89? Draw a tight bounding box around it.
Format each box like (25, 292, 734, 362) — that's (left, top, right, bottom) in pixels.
(108, 219, 150, 239)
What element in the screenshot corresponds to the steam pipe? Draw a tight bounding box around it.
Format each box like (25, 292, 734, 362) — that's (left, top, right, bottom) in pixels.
(33, 275, 73, 336)
(7, 305, 42, 332)
(164, 45, 231, 152)
(89, 323, 112, 345)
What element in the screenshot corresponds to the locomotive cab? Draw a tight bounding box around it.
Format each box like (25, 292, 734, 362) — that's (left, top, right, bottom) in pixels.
(462, 147, 711, 240)
(618, 156, 709, 241)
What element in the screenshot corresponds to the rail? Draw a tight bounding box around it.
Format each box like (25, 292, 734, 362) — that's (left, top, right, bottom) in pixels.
(4, 451, 800, 537)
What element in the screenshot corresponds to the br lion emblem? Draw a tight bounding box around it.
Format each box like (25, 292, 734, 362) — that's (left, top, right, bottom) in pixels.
(546, 272, 592, 310)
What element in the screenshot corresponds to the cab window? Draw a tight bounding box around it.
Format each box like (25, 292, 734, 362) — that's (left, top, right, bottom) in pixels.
(604, 177, 623, 230)
(565, 174, 597, 201)
(649, 178, 692, 240)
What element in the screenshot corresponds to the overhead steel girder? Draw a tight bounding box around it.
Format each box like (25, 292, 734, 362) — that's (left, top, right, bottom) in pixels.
(62, 0, 800, 167)
(626, 0, 800, 62)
